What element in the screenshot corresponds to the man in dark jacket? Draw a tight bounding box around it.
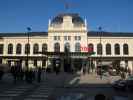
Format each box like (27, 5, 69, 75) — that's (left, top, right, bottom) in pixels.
(37, 67, 42, 83)
(11, 66, 17, 84)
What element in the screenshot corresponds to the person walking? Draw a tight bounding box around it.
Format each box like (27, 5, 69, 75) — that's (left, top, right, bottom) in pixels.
(0, 66, 4, 80)
(37, 67, 42, 83)
(10, 66, 17, 84)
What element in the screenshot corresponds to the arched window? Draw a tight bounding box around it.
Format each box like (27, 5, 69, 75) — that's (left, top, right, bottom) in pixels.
(64, 42, 70, 52)
(33, 44, 39, 54)
(115, 44, 120, 55)
(123, 44, 128, 55)
(106, 43, 111, 55)
(88, 43, 94, 53)
(8, 44, 13, 54)
(54, 42, 60, 52)
(42, 43, 47, 53)
(0, 44, 4, 54)
(75, 42, 81, 52)
(16, 44, 22, 54)
(25, 44, 30, 54)
(97, 43, 102, 55)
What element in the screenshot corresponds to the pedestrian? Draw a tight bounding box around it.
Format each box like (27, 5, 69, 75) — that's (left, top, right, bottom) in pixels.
(88, 66, 90, 74)
(29, 68, 34, 83)
(128, 67, 131, 76)
(0, 69, 4, 80)
(0, 65, 4, 80)
(20, 68, 24, 81)
(37, 67, 42, 83)
(10, 66, 17, 84)
(83, 63, 86, 75)
(55, 64, 59, 75)
(91, 63, 95, 73)
(99, 67, 103, 79)
(121, 72, 126, 80)
(25, 69, 29, 83)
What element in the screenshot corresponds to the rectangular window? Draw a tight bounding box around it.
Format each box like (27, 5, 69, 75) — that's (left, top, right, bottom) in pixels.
(54, 36, 57, 40)
(58, 36, 60, 40)
(78, 36, 81, 40)
(0, 44, 4, 54)
(75, 36, 81, 40)
(75, 36, 77, 40)
(64, 36, 67, 40)
(64, 36, 71, 41)
(54, 36, 60, 40)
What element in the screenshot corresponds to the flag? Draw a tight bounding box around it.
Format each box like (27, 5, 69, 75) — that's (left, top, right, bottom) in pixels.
(27, 27, 31, 31)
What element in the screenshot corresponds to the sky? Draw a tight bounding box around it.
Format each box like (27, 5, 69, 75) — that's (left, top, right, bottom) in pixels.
(0, 0, 133, 33)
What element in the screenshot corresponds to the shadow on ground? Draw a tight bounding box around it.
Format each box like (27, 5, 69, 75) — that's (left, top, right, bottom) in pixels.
(47, 72, 131, 100)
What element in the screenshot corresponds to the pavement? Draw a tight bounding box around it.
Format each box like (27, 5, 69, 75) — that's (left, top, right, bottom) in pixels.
(0, 72, 132, 100)
(0, 73, 54, 100)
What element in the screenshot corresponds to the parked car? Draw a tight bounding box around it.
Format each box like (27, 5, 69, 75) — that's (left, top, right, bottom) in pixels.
(112, 75, 133, 91)
(126, 75, 133, 91)
(112, 79, 127, 91)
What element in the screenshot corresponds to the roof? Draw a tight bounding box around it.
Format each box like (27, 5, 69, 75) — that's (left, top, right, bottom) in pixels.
(88, 31, 133, 37)
(51, 13, 84, 25)
(0, 31, 133, 37)
(0, 32, 48, 37)
(55, 13, 80, 18)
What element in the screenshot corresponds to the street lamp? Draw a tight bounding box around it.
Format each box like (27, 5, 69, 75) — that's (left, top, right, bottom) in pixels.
(26, 27, 31, 70)
(98, 26, 103, 79)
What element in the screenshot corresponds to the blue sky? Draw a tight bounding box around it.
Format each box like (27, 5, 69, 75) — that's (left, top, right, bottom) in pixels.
(0, 0, 133, 33)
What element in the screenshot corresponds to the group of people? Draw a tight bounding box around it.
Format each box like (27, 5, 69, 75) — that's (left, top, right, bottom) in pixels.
(82, 63, 95, 75)
(119, 66, 131, 80)
(10, 66, 42, 84)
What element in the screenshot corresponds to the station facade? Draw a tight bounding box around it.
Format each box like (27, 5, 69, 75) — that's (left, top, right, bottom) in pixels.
(0, 13, 133, 73)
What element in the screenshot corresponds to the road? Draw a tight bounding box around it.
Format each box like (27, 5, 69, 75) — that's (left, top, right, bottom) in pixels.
(0, 72, 132, 100)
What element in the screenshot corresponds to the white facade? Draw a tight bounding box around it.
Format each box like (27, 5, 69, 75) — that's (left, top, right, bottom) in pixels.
(0, 13, 133, 73)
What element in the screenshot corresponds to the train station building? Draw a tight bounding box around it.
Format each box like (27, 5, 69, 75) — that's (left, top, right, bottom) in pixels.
(0, 13, 133, 73)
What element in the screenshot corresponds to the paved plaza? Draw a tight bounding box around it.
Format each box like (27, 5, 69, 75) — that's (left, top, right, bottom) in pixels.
(0, 72, 132, 100)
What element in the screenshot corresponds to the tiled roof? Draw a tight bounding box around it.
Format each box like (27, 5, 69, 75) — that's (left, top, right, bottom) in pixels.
(88, 31, 133, 37)
(0, 32, 48, 37)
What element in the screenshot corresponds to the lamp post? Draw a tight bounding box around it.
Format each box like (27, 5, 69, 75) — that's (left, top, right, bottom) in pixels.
(98, 26, 102, 79)
(26, 27, 31, 70)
